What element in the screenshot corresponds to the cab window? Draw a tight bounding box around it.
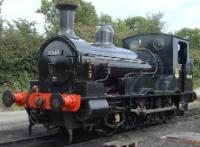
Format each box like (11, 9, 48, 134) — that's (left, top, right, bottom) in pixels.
(178, 41, 187, 65)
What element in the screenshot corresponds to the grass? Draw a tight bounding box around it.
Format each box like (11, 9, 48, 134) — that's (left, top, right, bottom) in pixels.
(193, 79, 200, 89)
(188, 100, 200, 109)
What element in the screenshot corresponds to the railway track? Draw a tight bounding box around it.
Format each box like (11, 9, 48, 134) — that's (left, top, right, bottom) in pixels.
(1, 107, 200, 147)
(0, 131, 67, 147)
(184, 107, 200, 117)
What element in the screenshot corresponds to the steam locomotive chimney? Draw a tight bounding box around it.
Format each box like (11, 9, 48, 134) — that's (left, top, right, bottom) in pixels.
(56, 3, 78, 38)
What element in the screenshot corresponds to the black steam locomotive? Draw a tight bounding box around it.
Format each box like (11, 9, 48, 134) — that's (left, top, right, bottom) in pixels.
(2, 3, 196, 142)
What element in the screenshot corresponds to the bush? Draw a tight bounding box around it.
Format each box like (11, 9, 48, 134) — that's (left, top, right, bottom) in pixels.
(0, 19, 43, 109)
(190, 49, 200, 88)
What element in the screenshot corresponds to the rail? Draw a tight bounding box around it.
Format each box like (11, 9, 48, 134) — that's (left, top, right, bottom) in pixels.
(1, 107, 200, 147)
(0, 132, 67, 147)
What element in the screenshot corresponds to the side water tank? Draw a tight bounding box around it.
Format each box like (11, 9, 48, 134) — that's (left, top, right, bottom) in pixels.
(96, 25, 115, 47)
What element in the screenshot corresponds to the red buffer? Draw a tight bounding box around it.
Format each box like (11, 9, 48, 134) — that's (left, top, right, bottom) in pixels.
(2, 86, 81, 112)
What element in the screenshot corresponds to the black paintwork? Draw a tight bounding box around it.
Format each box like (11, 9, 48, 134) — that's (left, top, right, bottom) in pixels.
(13, 31, 194, 135)
(2, 90, 14, 107)
(38, 33, 194, 96)
(33, 32, 196, 130)
(122, 33, 193, 93)
(2, 3, 196, 138)
(38, 35, 154, 94)
(36, 32, 195, 116)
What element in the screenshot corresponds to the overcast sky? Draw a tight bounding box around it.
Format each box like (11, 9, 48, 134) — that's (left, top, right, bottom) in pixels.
(1, 0, 200, 34)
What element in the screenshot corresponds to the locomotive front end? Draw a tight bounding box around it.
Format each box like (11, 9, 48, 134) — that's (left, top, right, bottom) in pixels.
(39, 3, 78, 86)
(38, 37, 75, 86)
(2, 3, 81, 113)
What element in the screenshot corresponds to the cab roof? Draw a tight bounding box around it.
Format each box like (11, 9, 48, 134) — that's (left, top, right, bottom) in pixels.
(123, 33, 189, 42)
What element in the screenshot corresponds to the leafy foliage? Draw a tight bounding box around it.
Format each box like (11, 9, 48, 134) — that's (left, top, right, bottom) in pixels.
(37, 0, 98, 42)
(125, 12, 164, 34)
(190, 50, 200, 88)
(114, 19, 133, 46)
(176, 28, 200, 50)
(176, 28, 200, 87)
(0, 19, 43, 87)
(99, 13, 113, 24)
(0, 0, 4, 36)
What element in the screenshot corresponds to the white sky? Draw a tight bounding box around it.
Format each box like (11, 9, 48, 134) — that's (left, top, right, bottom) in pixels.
(1, 0, 200, 34)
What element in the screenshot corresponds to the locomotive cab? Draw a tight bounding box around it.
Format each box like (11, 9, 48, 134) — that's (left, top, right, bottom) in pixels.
(123, 33, 194, 95)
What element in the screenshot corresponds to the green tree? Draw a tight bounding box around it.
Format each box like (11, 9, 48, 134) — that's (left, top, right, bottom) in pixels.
(114, 19, 133, 47)
(190, 50, 200, 88)
(12, 19, 38, 35)
(146, 12, 164, 32)
(37, 0, 99, 42)
(0, 0, 4, 36)
(175, 28, 200, 50)
(99, 13, 113, 24)
(125, 12, 164, 34)
(125, 16, 146, 32)
(176, 28, 200, 87)
(0, 19, 43, 88)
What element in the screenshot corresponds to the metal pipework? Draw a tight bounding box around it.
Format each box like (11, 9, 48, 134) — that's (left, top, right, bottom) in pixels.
(131, 106, 176, 116)
(56, 3, 78, 38)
